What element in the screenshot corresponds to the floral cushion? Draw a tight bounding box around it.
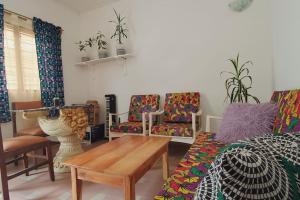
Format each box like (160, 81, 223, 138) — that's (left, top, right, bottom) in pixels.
(163, 92, 200, 123)
(271, 90, 300, 134)
(154, 132, 226, 200)
(128, 95, 160, 122)
(151, 123, 194, 137)
(110, 122, 146, 134)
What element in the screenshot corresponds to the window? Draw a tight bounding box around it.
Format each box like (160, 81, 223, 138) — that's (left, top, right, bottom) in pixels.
(4, 13, 40, 92)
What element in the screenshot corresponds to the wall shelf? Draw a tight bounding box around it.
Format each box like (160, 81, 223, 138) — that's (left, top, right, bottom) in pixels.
(76, 54, 133, 66)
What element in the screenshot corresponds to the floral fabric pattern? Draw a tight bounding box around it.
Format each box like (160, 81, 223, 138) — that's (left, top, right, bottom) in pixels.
(163, 92, 200, 123)
(271, 90, 300, 134)
(110, 121, 146, 134)
(128, 95, 160, 122)
(0, 4, 11, 123)
(151, 123, 193, 137)
(154, 132, 226, 200)
(33, 18, 64, 108)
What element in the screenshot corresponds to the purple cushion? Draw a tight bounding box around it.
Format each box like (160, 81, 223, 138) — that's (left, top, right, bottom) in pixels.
(216, 103, 278, 143)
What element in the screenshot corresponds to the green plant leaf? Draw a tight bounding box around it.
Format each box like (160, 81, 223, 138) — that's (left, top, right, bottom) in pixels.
(248, 94, 260, 104)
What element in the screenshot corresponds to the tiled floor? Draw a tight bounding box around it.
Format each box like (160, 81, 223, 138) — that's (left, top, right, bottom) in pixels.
(4, 140, 190, 200)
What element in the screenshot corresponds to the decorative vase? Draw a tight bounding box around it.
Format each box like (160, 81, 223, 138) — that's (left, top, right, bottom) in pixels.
(116, 43, 126, 56)
(98, 49, 108, 58)
(37, 107, 88, 173)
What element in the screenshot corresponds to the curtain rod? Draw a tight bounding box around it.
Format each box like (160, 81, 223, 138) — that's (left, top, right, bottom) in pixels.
(4, 9, 32, 21)
(4, 9, 64, 33)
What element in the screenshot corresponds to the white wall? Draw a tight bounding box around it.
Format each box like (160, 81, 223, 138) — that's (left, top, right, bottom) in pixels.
(78, 0, 274, 125)
(0, 0, 87, 138)
(270, 0, 300, 90)
(0, 0, 275, 137)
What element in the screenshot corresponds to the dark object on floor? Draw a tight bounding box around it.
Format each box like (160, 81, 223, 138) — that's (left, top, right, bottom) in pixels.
(105, 94, 117, 138)
(0, 124, 55, 200)
(84, 124, 105, 143)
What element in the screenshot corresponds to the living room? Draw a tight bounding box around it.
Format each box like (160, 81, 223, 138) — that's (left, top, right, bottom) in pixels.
(0, 0, 299, 200)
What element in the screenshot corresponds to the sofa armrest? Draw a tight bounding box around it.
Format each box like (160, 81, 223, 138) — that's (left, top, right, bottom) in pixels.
(206, 115, 222, 132)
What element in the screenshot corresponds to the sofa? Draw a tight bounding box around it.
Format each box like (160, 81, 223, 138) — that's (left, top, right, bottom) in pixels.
(154, 89, 300, 200)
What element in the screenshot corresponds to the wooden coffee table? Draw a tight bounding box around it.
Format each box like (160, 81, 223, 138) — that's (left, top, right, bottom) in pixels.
(64, 135, 171, 200)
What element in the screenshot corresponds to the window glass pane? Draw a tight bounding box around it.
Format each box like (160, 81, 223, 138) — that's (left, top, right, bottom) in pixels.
(20, 31, 40, 90)
(4, 26, 17, 90)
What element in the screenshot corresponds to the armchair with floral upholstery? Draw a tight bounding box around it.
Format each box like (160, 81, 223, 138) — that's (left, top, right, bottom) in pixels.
(149, 92, 202, 144)
(109, 94, 160, 141)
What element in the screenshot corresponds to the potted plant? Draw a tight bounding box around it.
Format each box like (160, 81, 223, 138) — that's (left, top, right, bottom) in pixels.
(109, 8, 128, 55)
(76, 40, 90, 62)
(221, 54, 260, 103)
(96, 31, 108, 58)
(86, 37, 98, 60)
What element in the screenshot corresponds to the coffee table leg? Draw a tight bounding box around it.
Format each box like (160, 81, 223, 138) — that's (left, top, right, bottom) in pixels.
(162, 150, 169, 180)
(124, 176, 135, 200)
(71, 167, 82, 200)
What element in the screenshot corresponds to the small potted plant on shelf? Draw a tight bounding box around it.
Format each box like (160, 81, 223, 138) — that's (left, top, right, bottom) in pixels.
(109, 8, 128, 55)
(96, 31, 108, 58)
(76, 40, 90, 62)
(221, 54, 260, 103)
(86, 36, 98, 60)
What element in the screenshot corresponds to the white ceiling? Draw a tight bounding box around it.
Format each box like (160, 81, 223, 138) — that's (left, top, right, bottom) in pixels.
(53, 0, 118, 14)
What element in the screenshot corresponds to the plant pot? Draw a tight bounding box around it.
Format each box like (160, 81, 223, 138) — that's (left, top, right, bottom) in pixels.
(87, 46, 98, 60)
(80, 51, 90, 62)
(98, 49, 108, 58)
(116, 43, 126, 56)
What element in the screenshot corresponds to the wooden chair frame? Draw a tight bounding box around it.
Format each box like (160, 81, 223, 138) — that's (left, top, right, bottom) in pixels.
(149, 110, 203, 144)
(0, 124, 55, 200)
(11, 101, 46, 166)
(11, 101, 45, 138)
(109, 112, 148, 141)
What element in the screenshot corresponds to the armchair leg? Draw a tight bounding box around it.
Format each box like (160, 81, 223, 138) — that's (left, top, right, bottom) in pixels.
(23, 153, 29, 176)
(0, 162, 9, 200)
(46, 144, 55, 182)
(13, 156, 18, 166)
(34, 150, 38, 168)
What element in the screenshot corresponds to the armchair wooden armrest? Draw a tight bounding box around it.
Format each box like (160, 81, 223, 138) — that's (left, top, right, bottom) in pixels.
(109, 112, 129, 126)
(142, 113, 147, 135)
(206, 115, 222, 132)
(192, 110, 203, 135)
(149, 110, 164, 135)
(109, 112, 129, 116)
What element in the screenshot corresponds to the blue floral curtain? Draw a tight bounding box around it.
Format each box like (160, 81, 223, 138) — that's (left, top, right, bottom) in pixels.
(33, 17, 65, 108)
(0, 4, 11, 123)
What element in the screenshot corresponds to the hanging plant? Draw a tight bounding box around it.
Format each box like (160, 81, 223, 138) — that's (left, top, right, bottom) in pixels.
(221, 54, 260, 104)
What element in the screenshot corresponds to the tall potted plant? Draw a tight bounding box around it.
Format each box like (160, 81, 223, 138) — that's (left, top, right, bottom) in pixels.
(109, 8, 128, 55)
(221, 54, 260, 103)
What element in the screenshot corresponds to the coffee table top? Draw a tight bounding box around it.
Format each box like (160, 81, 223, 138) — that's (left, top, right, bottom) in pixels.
(64, 136, 170, 177)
